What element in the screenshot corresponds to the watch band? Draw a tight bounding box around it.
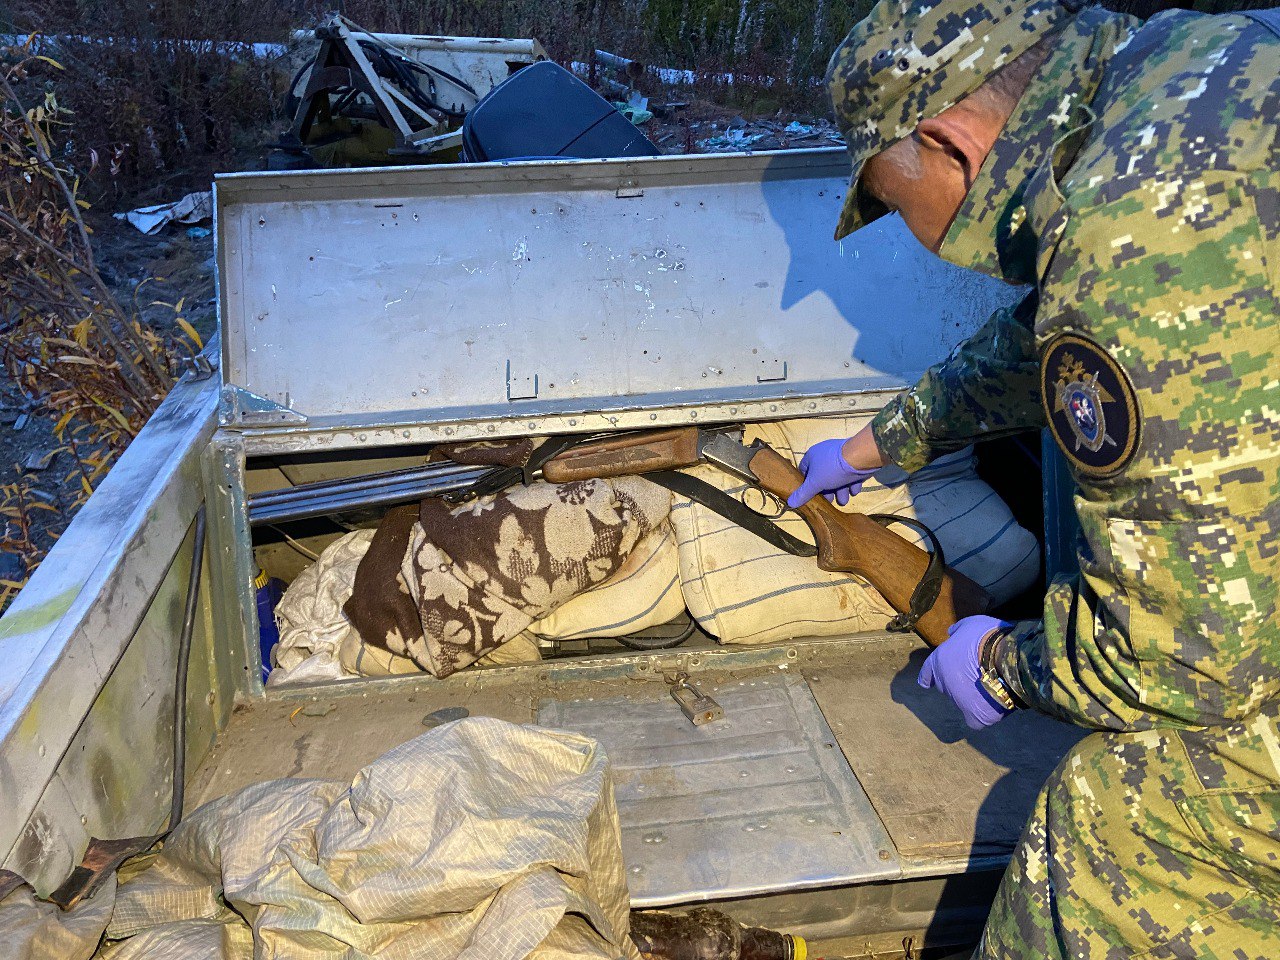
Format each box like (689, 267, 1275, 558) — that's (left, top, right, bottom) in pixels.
(978, 627, 1022, 712)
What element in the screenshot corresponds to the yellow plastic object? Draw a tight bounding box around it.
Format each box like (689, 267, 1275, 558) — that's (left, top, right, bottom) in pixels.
(792, 935, 808, 960)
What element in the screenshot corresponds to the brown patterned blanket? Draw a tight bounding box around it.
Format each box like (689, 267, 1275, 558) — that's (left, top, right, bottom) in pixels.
(344, 442, 671, 677)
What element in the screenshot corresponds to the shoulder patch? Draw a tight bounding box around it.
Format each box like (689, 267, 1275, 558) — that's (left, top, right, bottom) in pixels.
(1040, 333, 1140, 478)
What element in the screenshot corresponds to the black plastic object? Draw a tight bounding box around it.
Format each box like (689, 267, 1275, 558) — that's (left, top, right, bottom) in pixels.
(462, 61, 660, 162)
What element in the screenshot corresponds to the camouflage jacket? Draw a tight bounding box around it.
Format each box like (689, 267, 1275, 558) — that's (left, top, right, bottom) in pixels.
(871, 8, 1280, 730)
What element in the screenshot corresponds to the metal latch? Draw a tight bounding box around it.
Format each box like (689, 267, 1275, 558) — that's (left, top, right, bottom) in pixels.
(505, 360, 539, 401)
(666, 671, 724, 726)
(756, 357, 788, 383)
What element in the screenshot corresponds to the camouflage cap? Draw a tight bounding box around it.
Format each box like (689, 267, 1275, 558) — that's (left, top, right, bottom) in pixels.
(826, 0, 1078, 239)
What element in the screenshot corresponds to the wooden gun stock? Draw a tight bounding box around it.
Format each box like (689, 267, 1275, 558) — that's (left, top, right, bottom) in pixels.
(541, 428, 702, 482)
(543, 428, 991, 646)
(743, 446, 990, 647)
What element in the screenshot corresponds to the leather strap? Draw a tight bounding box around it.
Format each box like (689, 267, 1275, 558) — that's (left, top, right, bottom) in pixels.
(644, 470, 818, 558)
(442, 434, 584, 503)
(867, 514, 947, 633)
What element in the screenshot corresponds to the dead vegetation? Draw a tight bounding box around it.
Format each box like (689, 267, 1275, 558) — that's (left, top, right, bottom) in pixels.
(8, 1, 883, 200)
(0, 44, 199, 605)
(6, 0, 292, 201)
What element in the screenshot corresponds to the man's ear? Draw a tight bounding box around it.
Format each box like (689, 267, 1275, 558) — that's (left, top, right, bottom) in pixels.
(915, 113, 991, 188)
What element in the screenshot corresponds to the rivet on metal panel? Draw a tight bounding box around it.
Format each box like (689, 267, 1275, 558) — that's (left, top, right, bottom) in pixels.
(569, 419, 578, 426)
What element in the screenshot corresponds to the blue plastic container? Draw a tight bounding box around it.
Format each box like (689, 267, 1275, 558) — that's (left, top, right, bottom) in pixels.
(254, 567, 286, 682)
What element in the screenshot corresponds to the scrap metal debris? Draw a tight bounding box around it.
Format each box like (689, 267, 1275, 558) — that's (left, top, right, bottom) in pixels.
(114, 191, 212, 236)
(692, 117, 842, 153)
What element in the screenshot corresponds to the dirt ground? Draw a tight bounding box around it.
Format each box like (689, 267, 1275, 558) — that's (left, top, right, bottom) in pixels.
(645, 101, 842, 154)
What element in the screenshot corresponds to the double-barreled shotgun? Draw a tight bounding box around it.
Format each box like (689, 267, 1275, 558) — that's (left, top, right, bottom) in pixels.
(248, 427, 990, 646)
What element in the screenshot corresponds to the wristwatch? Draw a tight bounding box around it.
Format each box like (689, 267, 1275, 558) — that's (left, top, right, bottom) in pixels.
(977, 627, 1022, 712)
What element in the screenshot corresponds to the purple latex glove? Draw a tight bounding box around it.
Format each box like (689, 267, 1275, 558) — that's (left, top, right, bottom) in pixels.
(786, 439, 878, 509)
(918, 615, 1015, 730)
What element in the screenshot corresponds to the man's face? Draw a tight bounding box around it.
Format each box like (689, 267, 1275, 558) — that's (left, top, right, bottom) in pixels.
(860, 138, 972, 255)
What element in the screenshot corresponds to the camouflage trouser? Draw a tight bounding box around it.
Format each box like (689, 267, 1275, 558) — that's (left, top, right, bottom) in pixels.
(978, 709, 1280, 959)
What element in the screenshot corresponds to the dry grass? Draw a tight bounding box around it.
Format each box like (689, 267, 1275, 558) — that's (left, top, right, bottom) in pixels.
(0, 42, 199, 606)
(7, 0, 293, 200)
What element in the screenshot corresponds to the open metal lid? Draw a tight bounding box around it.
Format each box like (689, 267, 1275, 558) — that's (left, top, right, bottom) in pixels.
(214, 149, 1016, 452)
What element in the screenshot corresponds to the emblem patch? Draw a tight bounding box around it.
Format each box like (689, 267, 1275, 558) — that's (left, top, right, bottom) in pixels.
(1040, 333, 1139, 477)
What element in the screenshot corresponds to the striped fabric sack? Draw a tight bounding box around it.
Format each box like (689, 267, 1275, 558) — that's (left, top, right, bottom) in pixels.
(671, 417, 1039, 645)
(529, 524, 684, 642)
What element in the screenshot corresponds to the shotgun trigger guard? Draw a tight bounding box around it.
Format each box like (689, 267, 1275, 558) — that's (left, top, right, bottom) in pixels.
(740, 485, 786, 519)
(644, 471, 817, 558)
(866, 514, 946, 633)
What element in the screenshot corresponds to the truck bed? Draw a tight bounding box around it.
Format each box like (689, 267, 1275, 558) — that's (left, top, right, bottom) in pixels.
(189, 632, 1081, 954)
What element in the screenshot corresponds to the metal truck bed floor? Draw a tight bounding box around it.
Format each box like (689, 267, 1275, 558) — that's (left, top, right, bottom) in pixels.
(541, 674, 898, 907)
(187, 634, 1082, 907)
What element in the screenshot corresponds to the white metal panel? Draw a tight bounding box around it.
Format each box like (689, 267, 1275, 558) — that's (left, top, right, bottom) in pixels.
(0, 358, 220, 884)
(215, 150, 1019, 431)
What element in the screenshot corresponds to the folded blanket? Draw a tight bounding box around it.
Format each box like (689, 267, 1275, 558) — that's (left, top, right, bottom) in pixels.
(345, 476, 671, 678)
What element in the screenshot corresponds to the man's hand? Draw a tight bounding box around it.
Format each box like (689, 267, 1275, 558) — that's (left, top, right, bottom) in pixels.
(786, 438, 879, 508)
(918, 615, 1015, 730)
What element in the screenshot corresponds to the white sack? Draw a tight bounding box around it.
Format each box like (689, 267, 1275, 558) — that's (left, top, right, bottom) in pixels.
(0, 876, 116, 960)
(101, 718, 641, 960)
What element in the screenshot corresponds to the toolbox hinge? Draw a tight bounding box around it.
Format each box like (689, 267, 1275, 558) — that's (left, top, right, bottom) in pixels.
(219, 385, 310, 428)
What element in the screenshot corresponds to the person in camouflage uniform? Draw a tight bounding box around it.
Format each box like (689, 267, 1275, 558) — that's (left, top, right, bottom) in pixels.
(794, 0, 1280, 955)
